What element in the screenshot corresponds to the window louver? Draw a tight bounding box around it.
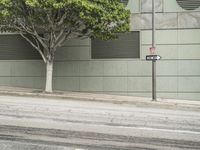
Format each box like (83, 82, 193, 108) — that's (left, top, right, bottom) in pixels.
(0, 35, 41, 60)
(177, 0, 200, 10)
(92, 32, 140, 59)
(120, 0, 129, 6)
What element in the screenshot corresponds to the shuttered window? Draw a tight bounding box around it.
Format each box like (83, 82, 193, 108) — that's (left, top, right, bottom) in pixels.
(91, 31, 140, 59)
(176, 0, 200, 10)
(0, 34, 41, 60)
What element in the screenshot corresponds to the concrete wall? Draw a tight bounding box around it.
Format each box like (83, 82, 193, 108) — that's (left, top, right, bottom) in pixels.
(0, 0, 200, 100)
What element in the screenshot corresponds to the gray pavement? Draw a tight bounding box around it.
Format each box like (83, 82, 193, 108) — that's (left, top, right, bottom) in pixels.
(0, 95, 200, 150)
(0, 86, 200, 111)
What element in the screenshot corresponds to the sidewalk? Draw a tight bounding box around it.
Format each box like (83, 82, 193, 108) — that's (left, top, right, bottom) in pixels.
(0, 86, 200, 111)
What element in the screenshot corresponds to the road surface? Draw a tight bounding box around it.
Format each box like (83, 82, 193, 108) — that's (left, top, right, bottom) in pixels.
(0, 95, 199, 150)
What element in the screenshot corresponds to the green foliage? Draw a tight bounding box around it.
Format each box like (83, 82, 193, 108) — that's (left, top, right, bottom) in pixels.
(0, 0, 130, 92)
(0, 0, 130, 40)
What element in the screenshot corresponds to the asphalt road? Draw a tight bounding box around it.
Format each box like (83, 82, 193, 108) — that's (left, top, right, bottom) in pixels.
(0, 95, 199, 150)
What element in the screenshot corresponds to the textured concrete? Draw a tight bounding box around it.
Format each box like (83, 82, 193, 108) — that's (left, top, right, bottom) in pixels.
(178, 12, 200, 28)
(141, 0, 163, 13)
(130, 12, 200, 30)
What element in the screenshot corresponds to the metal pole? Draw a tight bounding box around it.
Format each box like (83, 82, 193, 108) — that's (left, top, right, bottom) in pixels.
(152, 0, 156, 101)
(152, 0, 155, 48)
(152, 60, 156, 101)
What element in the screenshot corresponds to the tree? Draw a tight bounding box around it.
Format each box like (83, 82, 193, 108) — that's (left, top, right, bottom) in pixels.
(0, 0, 130, 93)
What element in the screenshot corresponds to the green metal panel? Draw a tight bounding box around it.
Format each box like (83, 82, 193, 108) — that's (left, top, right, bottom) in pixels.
(11, 61, 45, 76)
(157, 61, 178, 76)
(80, 77, 103, 92)
(141, 45, 178, 60)
(127, 77, 151, 92)
(103, 61, 127, 76)
(158, 93, 178, 99)
(0, 62, 11, 76)
(127, 61, 151, 76)
(128, 92, 180, 99)
(178, 60, 200, 75)
(178, 29, 200, 44)
(0, 35, 41, 60)
(0, 77, 11, 86)
(11, 77, 45, 89)
(103, 77, 127, 92)
(101, 92, 128, 96)
(53, 77, 79, 91)
(54, 61, 80, 77)
(178, 93, 200, 100)
(178, 45, 200, 59)
(128, 92, 151, 97)
(79, 61, 104, 76)
(179, 77, 200, 92)
(0, 58, 200, 100)
(157, 77, 178, 92)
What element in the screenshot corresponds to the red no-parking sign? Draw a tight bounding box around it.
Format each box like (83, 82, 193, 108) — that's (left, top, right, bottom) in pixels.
(149, 46, 156, 54)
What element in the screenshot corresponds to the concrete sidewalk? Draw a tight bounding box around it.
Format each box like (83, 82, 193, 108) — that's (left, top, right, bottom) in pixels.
(0, 86, 200, 111)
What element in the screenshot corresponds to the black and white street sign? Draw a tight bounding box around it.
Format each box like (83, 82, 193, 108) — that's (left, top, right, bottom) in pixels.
(146, 55, 161, 61)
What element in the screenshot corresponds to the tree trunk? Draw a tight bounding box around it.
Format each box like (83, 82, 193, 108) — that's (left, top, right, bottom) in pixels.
(45, 61, 53, 93)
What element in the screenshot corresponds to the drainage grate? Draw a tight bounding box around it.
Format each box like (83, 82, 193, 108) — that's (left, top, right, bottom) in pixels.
(177, 0, 200, 10)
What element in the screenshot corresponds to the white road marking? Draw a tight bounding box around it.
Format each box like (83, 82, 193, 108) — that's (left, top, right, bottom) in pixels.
(116, 126, 200, 135)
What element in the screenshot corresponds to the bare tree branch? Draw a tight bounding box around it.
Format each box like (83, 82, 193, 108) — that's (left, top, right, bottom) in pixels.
(57, 12, 67, 26)
(16, 22, 49, 53)
(54, 30, 71, 48)
(54, 28, 65, 46)
(20, 33, 47, 63)
(30, 23, 48, 49)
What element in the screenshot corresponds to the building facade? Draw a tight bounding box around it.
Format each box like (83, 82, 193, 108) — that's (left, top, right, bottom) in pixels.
(0, 0, 200, 100)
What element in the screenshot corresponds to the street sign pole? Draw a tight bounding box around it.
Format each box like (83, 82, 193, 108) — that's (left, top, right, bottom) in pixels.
(152, 0, 156, 101)
(152, 60, 156, 101)
(146, 0, 161, 101)
(146, 55, 161, 101)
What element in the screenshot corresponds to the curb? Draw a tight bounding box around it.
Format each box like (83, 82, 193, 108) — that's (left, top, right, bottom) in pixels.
(0, 87, 200, 111)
